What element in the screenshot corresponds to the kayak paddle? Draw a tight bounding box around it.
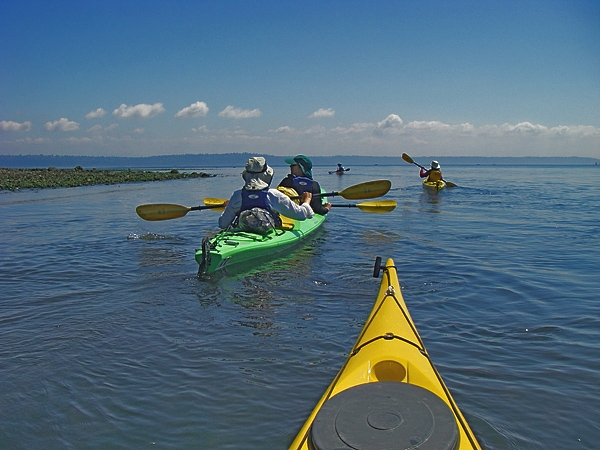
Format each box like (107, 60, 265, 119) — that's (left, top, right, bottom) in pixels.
(328, 168, 351, 174)
(329, 200, 397, 213)
(136, 202, 226, 221)
(204, 198, 397, 214)
(136, 180, 392, 221)
(401, 153, 457, 187)
(301, 179, 391, 200)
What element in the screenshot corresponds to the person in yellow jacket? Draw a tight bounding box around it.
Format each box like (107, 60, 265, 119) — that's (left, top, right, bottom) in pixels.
(419, 160, 442, 182)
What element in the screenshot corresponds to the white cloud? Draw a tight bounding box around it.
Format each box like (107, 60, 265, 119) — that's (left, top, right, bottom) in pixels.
(218, 105, 261, 119)
(85, 108, 107, 119)
(191, 125, 209, 133)
(458, 123, 475, 132)
(15, 137, 49, 144)
(112, 103, 165, 119)
(501, 122, 548, 133)
(0, 120, 32, 132)
(405, 121, 452, 131)
(331, 122, 375, 134)
(303, 125, 327, 135)
(175, 101, 209, 118)
(274, 126, 294, 134)
(87, 124, 103, 133)
(44, 118, 80, 132)
(132, 128, 145, 134)
(309, 108, 335, 118)
(87, 123, 119, 133)
(377, 114, 403, 129)
(65, 137, 94, 144)
(548, 125, 599, 136)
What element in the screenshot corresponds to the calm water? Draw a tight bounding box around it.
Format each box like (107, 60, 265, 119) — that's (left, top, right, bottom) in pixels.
(1, 164, 599, 449)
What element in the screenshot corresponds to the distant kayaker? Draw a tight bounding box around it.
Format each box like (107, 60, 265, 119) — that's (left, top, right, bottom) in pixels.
(336, 163, 345, 173)
(420, 160, 443, 183)
(279, 154, 332, 215)
(218, 157, 314, 234)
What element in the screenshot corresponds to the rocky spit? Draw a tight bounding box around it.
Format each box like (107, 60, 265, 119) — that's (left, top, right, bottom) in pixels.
(0, 167, 214, 191)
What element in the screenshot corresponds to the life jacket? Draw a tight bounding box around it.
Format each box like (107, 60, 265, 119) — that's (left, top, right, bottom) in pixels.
(291, 176, 313, 195)
(276, 186, 300, 204)
(427, 169, 443, 182)
(239, 189, 282, 228)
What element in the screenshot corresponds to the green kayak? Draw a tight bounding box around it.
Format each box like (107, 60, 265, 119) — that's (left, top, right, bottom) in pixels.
(196, 210, 326, 275)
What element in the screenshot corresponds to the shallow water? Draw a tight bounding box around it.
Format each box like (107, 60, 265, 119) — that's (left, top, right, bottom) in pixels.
(1, 164, 599, 449)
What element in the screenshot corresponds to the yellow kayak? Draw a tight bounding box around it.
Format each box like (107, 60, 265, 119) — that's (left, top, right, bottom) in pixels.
(289, 257, 481, 450)
(423, 179, 446, 190)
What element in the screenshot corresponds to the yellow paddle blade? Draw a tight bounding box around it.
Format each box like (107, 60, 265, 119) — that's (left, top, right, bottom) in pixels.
(203, 198, 227, 212)
(136, 203, 191, 221)
(356, 200, 397, 213)
(338, 179, 392, 200)
(401, 153, 415, 164)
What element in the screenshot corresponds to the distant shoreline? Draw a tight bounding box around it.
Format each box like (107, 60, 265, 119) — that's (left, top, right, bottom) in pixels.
(1, 153, 598, 170)
(0, 167, 214, 191)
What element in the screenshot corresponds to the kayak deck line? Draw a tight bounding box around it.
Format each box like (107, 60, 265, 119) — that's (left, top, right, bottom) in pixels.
(349, 287, 427, 358)
(288, 257, 482, 450)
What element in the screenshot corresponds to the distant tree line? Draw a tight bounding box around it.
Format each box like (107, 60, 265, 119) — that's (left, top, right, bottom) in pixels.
(1, 153, 598, 169)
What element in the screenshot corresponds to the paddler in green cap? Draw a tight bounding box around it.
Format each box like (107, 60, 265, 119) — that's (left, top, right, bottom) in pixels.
(278, 154, 331, 215)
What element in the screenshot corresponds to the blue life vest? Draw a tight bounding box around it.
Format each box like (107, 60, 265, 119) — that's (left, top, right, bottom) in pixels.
(240, 189, 281, 226)
(291, 176, 313, 194)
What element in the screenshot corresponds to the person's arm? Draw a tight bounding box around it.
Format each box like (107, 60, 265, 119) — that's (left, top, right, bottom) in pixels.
(311, 180, 331, 214)
(419, 168, 430, 178)
(268, 190, 314, 220)
(218, 190, 242, 228)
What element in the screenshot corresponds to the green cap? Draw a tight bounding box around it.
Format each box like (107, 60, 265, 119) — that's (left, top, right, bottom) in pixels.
(284, 154, 313, 178)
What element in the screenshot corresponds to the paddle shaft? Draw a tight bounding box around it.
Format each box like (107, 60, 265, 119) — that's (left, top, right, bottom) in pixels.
(190, 204, 223, 211)
(205, 198, 396, 213)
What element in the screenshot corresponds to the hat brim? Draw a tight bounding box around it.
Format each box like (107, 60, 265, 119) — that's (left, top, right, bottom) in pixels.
(284, 157, 297, 165)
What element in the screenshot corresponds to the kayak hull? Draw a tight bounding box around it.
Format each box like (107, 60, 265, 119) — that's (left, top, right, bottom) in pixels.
(196, 212, 326, 275)
(423, 179, 446, 190)
(288, 257, 481, 450)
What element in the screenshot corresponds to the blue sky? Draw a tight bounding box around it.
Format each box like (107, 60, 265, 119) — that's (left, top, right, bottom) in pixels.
(1, 0, 598, 158)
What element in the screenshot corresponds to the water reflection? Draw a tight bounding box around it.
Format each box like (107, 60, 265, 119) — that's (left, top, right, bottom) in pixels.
(193, 235, 324, 334)
(418, 188, 443, 213)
